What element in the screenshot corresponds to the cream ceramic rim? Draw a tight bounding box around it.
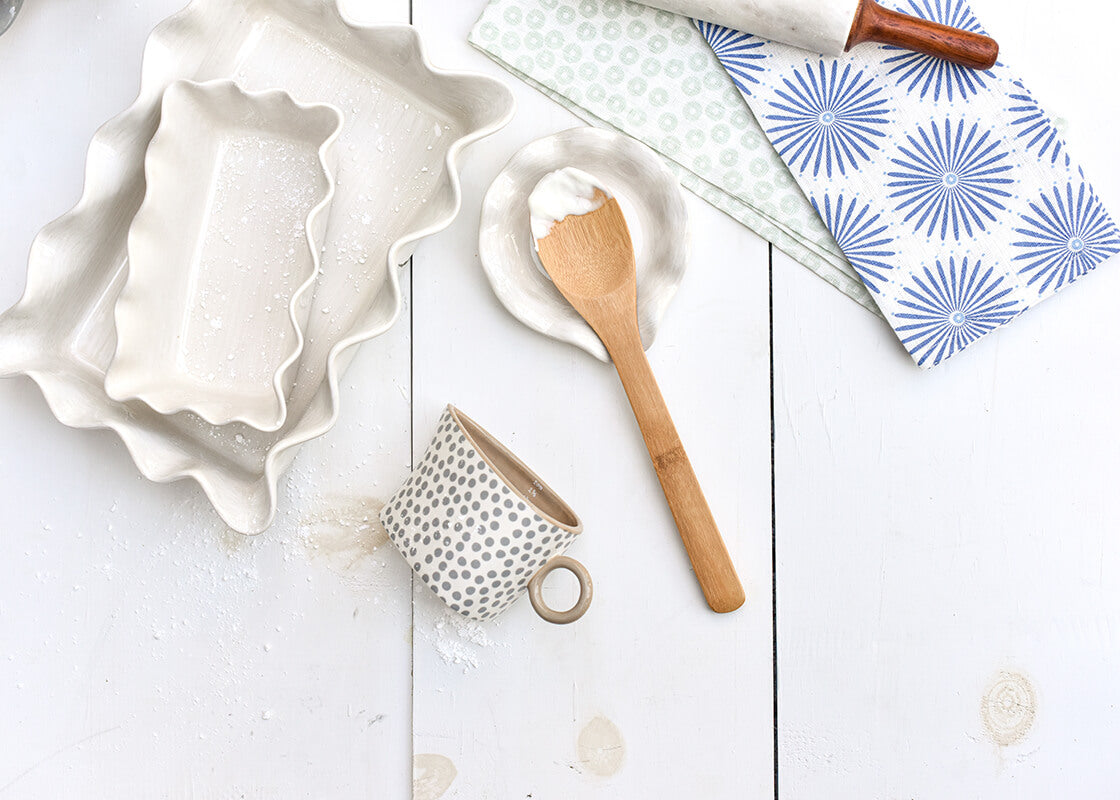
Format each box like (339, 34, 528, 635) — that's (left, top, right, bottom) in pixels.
(478, 126, 690, 363)
(447, 405, 583, 536)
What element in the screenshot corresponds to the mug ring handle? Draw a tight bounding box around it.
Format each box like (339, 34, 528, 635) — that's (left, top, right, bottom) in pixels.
(527, 556, 593, 624)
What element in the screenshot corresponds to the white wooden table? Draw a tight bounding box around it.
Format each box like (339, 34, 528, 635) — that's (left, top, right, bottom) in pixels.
(1, 0, 1118, 796)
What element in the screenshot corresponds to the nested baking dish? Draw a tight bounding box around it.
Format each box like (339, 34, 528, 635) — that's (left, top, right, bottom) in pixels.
(105, 80, 342, 432)
(0, 0, 515, 532)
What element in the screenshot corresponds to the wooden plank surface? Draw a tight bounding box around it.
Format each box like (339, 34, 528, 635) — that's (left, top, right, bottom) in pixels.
(408, 4, 774, 797)
(772, 0, 1120, 795)
(0, 1, 414, 797)
(2, 0, 1117, 796)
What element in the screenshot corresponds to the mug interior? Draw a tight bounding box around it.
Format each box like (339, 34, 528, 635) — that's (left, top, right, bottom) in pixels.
(451, 407, 582, 533)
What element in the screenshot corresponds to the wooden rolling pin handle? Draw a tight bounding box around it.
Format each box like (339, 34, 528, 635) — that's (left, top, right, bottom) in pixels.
(846, 0, 999, 70)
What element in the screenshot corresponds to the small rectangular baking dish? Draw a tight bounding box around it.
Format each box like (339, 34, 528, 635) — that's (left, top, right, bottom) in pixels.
(106, 80, 342, 432)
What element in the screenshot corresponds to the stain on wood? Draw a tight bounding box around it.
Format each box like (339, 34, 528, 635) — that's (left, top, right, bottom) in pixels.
(299, 496, 391, 590)
(219, 525, 254, 554)
(577, 716, 626, 777)
(413, 753, 457, 800)
(981, 670, 1037, 747)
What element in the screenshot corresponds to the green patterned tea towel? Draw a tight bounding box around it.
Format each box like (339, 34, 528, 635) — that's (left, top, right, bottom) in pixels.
(469, 0, 878, 313)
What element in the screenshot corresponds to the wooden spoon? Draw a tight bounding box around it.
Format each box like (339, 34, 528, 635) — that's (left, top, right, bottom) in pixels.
(535, 190, 745, 613)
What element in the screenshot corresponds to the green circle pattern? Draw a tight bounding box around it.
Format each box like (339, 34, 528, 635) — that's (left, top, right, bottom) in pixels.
(470, 0, 860, 305)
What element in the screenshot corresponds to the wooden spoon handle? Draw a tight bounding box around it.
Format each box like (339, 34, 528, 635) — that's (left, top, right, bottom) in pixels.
(605, 329, 745, 613)
(846, 0, 998, 70)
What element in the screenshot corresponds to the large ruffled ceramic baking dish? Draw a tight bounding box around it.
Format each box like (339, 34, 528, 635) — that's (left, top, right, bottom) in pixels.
(0, 0, 514, 533)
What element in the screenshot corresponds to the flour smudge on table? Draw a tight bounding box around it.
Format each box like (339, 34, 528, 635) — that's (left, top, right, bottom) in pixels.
(416, 608, 509, 674)
(297, 495, 393, 591)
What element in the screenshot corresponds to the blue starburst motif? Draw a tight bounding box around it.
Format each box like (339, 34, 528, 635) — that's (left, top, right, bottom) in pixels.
(1012, 183, 1120, 295)
(881, 0, 993, 102)
(1007, 81, 1067, 167)
(895, 257, 1022, 367)
(696, 22, 767, 96)
(812, 194, 896, 294)
(764, 60, 889, 178)
(887, 119, 1014, 240)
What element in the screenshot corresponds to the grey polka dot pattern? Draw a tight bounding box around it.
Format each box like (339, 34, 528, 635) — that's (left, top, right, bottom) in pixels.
(380, 407, 579, 621)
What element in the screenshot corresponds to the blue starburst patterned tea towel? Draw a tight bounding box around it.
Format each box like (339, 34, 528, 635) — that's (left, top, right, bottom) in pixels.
(699, 0, 1120, 367)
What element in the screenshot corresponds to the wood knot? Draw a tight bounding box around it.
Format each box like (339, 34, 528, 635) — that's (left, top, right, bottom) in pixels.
(654, 446, 686, 471)
(981, 670, 1036, 747)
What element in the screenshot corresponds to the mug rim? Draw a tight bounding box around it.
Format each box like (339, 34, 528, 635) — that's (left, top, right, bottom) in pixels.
(448, 405, 584, 537)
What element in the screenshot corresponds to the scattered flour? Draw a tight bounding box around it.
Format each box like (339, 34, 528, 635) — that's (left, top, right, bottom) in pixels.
(420, 609, 504, 674)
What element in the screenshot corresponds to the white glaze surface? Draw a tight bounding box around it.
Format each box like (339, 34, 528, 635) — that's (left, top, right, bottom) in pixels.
(635, 0, 861, 55)
(105, 80, 341, 431)
(0, 0, 514, 533)
(479, 127, 689, 362)
(528, 167, 612, 243)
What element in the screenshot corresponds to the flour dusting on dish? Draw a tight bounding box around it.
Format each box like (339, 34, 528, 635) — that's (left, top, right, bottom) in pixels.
(104, 80, 341, 432)
(528, 166, 613, 243)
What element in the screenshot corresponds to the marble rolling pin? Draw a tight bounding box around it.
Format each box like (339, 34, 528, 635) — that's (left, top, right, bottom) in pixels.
(637, 0, 998, 69)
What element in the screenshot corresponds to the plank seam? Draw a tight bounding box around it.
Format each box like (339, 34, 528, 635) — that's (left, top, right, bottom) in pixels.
(408, 4, 416, 794)
(769, 242, 779, 800)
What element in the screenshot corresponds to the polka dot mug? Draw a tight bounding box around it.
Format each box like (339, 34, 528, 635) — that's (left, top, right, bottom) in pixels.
(380, 405, 592, 624)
